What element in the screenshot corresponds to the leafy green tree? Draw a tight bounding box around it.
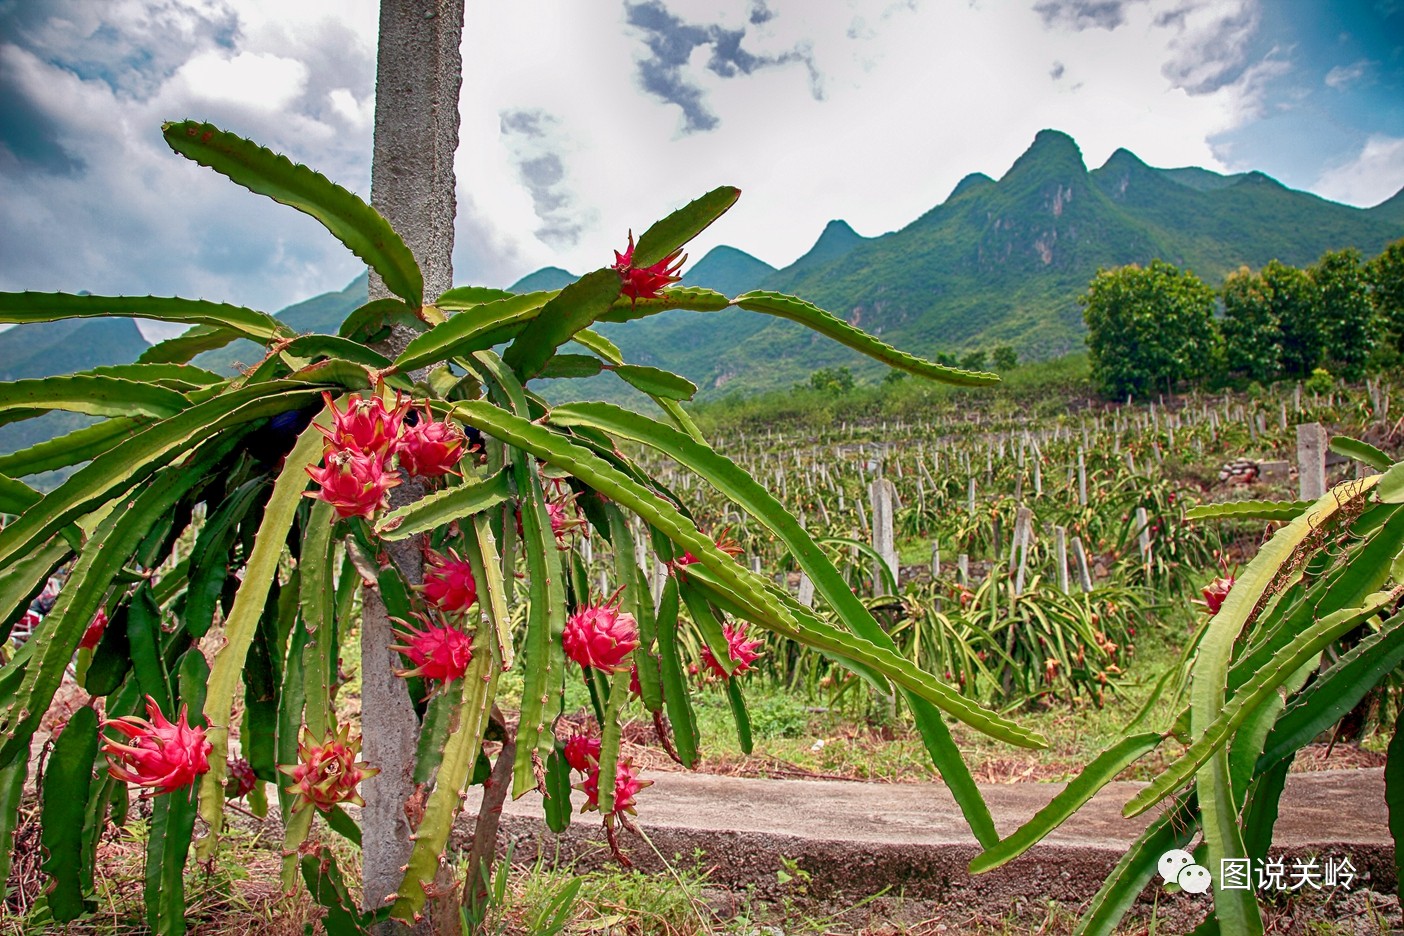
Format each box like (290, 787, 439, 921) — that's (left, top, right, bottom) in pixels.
(1311, 248, 1375, 380)
(991, 345, 1018, 371)
(1081, 260, 1219, 398)
(1220, 266, 1282, 384)
(809, 365, 855, 394)
(959, 349, 988, 371)
(882, 369, 909, 386)
(1368, 238, 1404, 353)
(1267, 260, 1323, 379)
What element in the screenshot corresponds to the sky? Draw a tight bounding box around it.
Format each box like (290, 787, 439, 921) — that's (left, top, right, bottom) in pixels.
(1, 0, 1402, 342)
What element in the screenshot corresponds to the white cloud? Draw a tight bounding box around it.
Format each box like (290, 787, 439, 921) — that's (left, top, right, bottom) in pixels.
(0, 0, 379, 316)
(174, 49, 309, 111)
(1315, 135, 1404, 208)
(1324, 59, 1371, 90)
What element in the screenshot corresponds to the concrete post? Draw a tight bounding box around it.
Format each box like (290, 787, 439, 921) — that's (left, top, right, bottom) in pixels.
(797, 573, 815, 608)
(1297, 422, 1327, 501)
(361, 0, 464, 925)
(1070, 535, 1093, 592)
(1013, 507, 1033, 595)
(1135, 506, 1151, 567)
(870, 478, 898, 595)
(1054, 525, 1069, 595)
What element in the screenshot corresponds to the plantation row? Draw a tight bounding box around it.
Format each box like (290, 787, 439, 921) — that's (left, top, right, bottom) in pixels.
(577, 378, 1394, 707)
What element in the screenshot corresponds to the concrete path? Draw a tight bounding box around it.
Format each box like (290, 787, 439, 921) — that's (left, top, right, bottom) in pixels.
(468, 768, 1394, 909)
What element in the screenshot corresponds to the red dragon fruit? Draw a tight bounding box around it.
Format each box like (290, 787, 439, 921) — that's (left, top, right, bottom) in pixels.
(226, 756, 258, 799)
(101, 696, 212, 794)
(316, 391, 407, 458)
(279, 723, 378, 814)
(391, 614, 474, 684)
(305, 448, 400, 519)
(78, 609, 108, 650)
(612, 231, 684, 301)
(397, 411, 465, 478)
(420, 547, 478, 614)
(700, 622, 763, 679)
(563, 733, 602, 773)
(580, 758, 651, 816)
(562, 599, 639, 673)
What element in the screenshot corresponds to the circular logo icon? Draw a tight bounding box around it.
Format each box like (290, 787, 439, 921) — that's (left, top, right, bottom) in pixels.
(1158, 849, 1194, 884)
(1178, 864, 1213, 894)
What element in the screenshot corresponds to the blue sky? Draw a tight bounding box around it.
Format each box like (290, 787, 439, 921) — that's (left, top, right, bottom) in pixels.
(0, 0, 1401, 340)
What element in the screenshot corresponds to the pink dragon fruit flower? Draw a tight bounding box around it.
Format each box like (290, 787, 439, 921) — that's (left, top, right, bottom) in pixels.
(700, 623, 763, 679)
(391, 613, 474, 685)
(101, 696, 212, 795)
(315, 391, 408, 458)
(397, 411, 466, 478)
(279, 723, 378, 814)
(579, 758, 651, 816)
(671, 528, 744, 571)
(1201, 575, 1235, 614)
(420, 547, 478, 614)
(562, 596, 639, 673)
(612, 231, 684, 302)
(547, 499, 586, 545)
(79, 609, 107, 650)
(305, 449, 400, 519)
(563, 733, 602, 773)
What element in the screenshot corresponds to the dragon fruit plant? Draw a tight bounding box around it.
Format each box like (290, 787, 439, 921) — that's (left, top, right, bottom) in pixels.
(968, 446, 1404, 936)
(0, 121, 1042, 932)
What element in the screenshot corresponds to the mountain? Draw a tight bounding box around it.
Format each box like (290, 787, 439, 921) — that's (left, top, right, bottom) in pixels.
(509, 267, 576, 292)
(1158, 165, 1247, 192)
(507, 131, 1404, 398)
(0, 275, 373, 465)
(4, 128, 1402, 436)
(194, 272, 369, 374)
(662, 129, 1402, 395)
(0, 315, 152, 481)
(681, 246, 775, 295)
(0, 316, 148, 382)
(1371, 187, 1404, 226)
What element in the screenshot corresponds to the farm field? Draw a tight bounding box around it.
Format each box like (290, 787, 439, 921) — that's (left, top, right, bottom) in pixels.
(7, 362, 1401, 934)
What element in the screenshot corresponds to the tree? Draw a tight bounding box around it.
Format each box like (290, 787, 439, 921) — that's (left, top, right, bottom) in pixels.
(1080, 260, 1219, 398)
(991, 345, 1018, 372)
(882, 369, 909, 386)
(1265, 259, 1322, 379)
(810, 365, 855, 393)
(1368, 238, 1404, 352)
(959, 349, 988, 371)
(1220, 266, 1282, 384)
(1311, 248, 1375, 381)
